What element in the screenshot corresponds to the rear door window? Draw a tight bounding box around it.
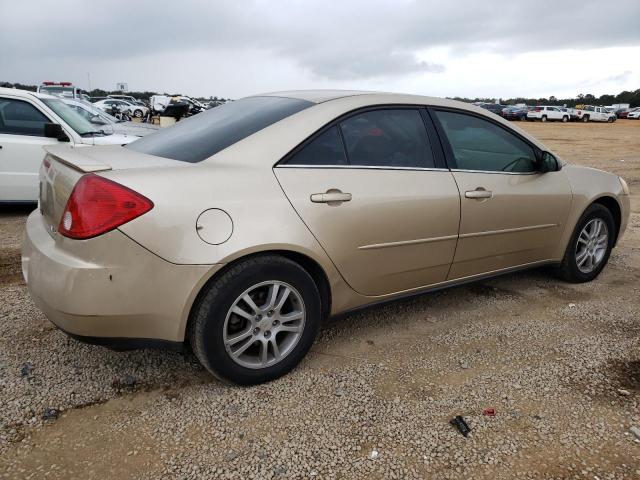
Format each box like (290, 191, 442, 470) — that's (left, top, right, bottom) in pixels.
(285, 126, 347, 166)
(339, 109, 435, 168)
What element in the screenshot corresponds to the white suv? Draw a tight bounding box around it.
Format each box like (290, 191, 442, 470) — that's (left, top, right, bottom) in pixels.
(0, 88, 136, 202)
(526, 106, 570, 122)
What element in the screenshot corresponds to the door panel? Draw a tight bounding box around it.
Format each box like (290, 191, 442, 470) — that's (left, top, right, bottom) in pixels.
(275, 168, 461, 296)
(0, 134, 59, 202)
(448, 171, 572, 279)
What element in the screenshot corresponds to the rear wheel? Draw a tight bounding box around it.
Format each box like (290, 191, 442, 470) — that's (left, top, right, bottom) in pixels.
(189, 255, 321, 385)
(555, 204, 615, 283)
(582, 115, 589, 123)
(541, 115, 547, 122)
(562, 115, 568, 123)
(133, 109, 143, 118)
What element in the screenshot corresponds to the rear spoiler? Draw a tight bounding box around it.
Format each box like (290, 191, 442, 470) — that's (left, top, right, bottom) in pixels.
(44, 145, 112, 173)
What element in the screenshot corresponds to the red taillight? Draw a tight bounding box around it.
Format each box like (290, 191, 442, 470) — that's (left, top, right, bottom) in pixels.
(58, 174, 153, 239)
(535, 107, 542, 112)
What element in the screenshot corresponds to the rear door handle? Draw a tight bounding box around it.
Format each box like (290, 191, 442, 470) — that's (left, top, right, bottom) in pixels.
(465, 188, 493, 199)
(310, 190, 352, 204)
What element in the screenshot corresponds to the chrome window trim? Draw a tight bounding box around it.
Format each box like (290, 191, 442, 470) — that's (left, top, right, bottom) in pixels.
(275, 164, 449, 172)
(450, 168, 540, 176)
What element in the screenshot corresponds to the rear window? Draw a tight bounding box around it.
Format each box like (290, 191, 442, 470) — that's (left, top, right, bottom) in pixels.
(126, 96, 312, 163)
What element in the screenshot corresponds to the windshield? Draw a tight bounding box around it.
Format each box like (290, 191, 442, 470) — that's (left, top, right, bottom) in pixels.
(42, 98, 105, 136)
(65, 103, 117, 134)
(126, 96, 312, 162)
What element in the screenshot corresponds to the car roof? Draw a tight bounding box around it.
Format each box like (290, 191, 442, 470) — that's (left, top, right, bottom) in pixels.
(0, 86, 58, 100)
(253, 89, 484, 112)
(257, 90, 375, 103)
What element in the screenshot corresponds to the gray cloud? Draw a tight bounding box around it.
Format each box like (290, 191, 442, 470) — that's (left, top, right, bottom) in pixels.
(0, 0, 638, 94)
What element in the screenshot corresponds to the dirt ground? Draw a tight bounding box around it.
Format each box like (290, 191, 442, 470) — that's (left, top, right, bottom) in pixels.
(0, 119, 639, 479)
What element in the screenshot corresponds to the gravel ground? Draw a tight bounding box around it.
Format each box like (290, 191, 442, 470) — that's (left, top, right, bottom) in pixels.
(1, 120, 639, 479)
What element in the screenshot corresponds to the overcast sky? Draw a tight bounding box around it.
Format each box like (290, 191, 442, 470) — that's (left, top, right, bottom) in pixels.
(1, 0, 639, 100)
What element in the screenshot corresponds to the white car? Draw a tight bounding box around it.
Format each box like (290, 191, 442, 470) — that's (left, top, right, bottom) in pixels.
(0, 88, 135, 202)
(627, 108, 640, 120)
(93, 99, 149, 118)
(576, 105, 616, 123)
(63, 98, 159, 137)
(526, 106, 570, 122)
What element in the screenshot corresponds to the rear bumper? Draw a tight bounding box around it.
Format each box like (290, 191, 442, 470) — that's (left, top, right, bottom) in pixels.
(22, 210, 218, 343)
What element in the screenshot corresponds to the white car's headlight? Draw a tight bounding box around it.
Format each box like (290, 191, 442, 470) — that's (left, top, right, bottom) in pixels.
(619, 176, 630, 195)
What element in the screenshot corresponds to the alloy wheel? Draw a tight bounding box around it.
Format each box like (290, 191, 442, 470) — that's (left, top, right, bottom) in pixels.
(575, 218, 608, 273)
(223, 281, 306, 369)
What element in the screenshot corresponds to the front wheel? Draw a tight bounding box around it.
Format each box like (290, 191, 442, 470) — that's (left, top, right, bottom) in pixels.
(562, 116, 568, 123)
(189, 255, 322, 385)
(555, 204, 615, 283)
(582, 115, 589, 123)
(133, 109, 143, 118)
(541, 115, 547, 122)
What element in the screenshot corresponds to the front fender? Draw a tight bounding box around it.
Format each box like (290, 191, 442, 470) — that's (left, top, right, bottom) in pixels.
(555, 165, 629, 257)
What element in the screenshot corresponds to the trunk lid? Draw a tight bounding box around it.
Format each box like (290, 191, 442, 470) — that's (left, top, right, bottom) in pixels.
(39, 145, 181, 238)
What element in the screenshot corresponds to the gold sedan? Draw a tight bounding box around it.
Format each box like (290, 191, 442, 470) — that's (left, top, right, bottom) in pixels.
(22, 91, 630, 384)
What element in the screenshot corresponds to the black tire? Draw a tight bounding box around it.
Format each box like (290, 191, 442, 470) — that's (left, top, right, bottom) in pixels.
(133, 109, 143, 118)
(189, 255, 322, 385)
(555, 204, 615, 283)
(582, 115, 589, 123)
(541, 115, 547, 122)
(562, 115, 568, 123)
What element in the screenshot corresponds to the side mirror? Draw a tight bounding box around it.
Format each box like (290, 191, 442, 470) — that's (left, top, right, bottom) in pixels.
(90, 115, 106, 125)
(539, 151, 560, 173)
(44, 123, 70, 142)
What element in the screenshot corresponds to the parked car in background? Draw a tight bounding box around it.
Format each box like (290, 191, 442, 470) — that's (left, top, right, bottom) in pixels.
(501, 106, 528, 121)
(107, 94, 141, 104)
(527, 106, 570, 122)
(0, 88, 136, 202)
(615, 109, 629, 119)
(63, 98, 158, 137)
(479, 103, 506, 116)
(576, 106, 616, 123)
(150, 95, 206, 116)
(22, 90, 630, 385)
(626, 107, 640, 120)
(93, 99, 149, 118)
(560, 107, 579, 121)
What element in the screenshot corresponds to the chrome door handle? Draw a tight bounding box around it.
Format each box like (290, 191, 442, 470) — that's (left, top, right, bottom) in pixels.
(310, 190, 352, 204)
(465, 188, 493, 199)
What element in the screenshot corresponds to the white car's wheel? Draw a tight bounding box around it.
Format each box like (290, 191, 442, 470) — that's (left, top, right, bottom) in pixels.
(133, 109, 143, 118)
(541, 115, 547, 122)
(562, 116, 568, 123)
(582, 115, 589, 123)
